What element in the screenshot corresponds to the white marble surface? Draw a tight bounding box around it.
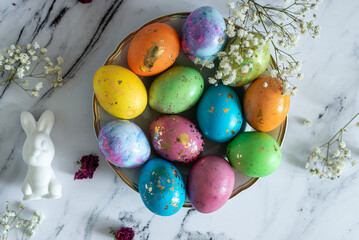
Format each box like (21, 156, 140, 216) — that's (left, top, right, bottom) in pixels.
(0, 0, 359, 239)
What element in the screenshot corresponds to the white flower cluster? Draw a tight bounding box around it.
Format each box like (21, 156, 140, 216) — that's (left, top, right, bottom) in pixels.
(0, 42, 64, 98)
(0, 202, 43, 239)
(305, 114, 358, 181)
(196, 0, 322, 96)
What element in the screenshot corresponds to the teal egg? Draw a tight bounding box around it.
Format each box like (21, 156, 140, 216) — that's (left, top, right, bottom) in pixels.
(196, 84, 244, 142)
(139, 158, 186, 216)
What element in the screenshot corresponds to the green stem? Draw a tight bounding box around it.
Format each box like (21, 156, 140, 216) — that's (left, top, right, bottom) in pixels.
(326, 112, 359, 144)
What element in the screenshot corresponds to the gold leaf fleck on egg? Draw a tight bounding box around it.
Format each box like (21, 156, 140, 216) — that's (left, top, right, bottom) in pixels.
(209, 107, 214, 113)
(227, 93, 233, 99)
(165, 205, 168, 210)
(223, 108, 230, 113)
(177, 133, 189, 146)
(163, 142, 171, 150)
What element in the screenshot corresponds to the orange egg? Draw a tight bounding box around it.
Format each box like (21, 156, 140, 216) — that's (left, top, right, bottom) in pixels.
(127, 23, 180, 76)
(243, 76, 290, 132)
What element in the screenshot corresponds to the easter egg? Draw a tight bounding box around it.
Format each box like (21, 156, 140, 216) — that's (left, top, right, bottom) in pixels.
(98, 120, 151, 168)
(181, 6, 226, 62)
(127, 23, 180, 76)
(219, 33, 270, 87)
(149, 115, 204, 163)
(197, 84, 243, 142)
(227, 131, 281, 177)
(139, 158, 186, 216)
(244, 76, 290, 132)
(149, 66, 204, 114)
(187, 155, 235, 213)
(93, 65, 147, 119)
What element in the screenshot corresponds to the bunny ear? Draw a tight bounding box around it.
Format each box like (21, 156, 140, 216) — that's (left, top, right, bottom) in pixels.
(20, 111, 36, 136)
(37, 109, 55, 135)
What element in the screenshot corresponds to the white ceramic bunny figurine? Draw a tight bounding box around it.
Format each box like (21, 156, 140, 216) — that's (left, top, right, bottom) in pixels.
(20, 109, 62, 201)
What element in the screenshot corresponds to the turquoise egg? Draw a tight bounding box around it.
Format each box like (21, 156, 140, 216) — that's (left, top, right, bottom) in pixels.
(197, 84, 244, 142)
(139, 158, 186, 216)
(98, 120, 150, 168)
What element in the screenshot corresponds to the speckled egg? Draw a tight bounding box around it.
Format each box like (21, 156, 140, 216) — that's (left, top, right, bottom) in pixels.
(93, 65, 147, 119)
(98, 120, 150, 168)
(139, 158, 186, 216)
(127, 23, 180, 76)
(149, 66, 204, 114)
(187, 155, 235, 213)
(227, 131, 282, 177)
(197, 84, 244, 142)
(219, 33, 270, 87)
(149, 115, 204, 163)
(244, 76, 290, 132)
(181, 6, 226, 62)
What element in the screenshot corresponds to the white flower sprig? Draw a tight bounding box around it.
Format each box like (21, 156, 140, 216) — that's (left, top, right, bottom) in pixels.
(0, 202, 43, 240)
(305, 112, 359, 179)
(196, 0, 322, 96)
(0, 42, 64, 98)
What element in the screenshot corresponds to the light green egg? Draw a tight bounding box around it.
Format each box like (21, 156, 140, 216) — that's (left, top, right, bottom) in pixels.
(149, 66, 204, 114)
(220, 33, 270, 87)
(226, 131, 281, 177)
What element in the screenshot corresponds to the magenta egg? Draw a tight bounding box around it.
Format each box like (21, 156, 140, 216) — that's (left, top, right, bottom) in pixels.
(149, 115, 204, 163)
(187, 155, 235, 213)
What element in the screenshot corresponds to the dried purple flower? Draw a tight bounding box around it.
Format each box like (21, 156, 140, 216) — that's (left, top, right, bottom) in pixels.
(78, 0, 92, 3)
(74, 154, 99, 180)
(115, 227, 135, 240)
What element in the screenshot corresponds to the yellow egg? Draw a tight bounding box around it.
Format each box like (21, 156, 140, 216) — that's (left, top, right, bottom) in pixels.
(93, 65, 147, 119)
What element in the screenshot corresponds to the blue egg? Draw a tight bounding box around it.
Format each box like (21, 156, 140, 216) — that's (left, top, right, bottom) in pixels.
(197, 84, 244, 142)
(181, 6, 226, 62)
(139, 158, 186, 216)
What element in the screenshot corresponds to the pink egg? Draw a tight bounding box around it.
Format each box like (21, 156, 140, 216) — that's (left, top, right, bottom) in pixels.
(187, 155, 235, 213)
(149, 115, 204, 163)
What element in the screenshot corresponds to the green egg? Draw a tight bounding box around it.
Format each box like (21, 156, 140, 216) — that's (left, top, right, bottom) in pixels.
(149, 66, 204, 114)
(226, 131, 281, 177)
(220, 33, 270, 87)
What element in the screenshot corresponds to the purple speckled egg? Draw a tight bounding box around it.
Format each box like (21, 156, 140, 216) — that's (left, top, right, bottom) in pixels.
(98, 120, 151, 168)
(149, 115, 204, 163)
(188, 155, 235, 213)
(181, 6, 226, 62)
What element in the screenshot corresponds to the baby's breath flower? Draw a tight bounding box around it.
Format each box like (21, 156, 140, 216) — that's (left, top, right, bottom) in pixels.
(31, 91, 39, 98)
(194, 58, 201, 65)
(57, 56, 64, 65)
(270, 69, 278, 78)
(227, 2, 236, 9)
(263, 82, 268, 88)
(307, 112, 359, 179)
(34, 42, 40, 49)
(208, 77, 217, 84)
(241, 65, 249, 73)
(35, 82, 43, 91)
(40, 48, 47, 54)
(304, 120, 312, 127)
